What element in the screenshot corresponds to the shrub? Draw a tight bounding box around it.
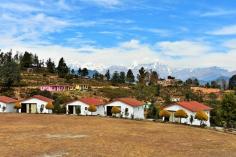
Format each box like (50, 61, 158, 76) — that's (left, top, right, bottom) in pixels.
(111, 106, 121, 117)
(174, 109, 188, 123)
(88, 105, 97, 115)
(14, 101, 21, 113)
(46, 101, 54, 111)
(159, 110, 171, 121)
(195, 111, 208, 126)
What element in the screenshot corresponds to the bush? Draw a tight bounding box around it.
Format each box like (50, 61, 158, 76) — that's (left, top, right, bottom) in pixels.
(174, 109, 188, 123)
(88, 105, 97, 115)
(111, 106, 121, 117)
(46, 102, 54, 110)
(195, 111, 208, 126)
(159, 110, 171, 121)
(14, 101, 21, 113)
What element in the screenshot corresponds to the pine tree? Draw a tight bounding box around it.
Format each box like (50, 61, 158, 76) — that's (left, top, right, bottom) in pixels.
(57, 57, 69, 78)
(46, 58, 56, 73)
(229, 75, 236, 90)
(150, 71, 159, 85)
(81, 68, 88, 77)
(126, 69, 135, 83)
(20, 51, 33, 68)
(119, 71, 126, 83)
(105, 70, 110, 81)
(137, 67, 146, 84)
(111, 71, 120, 84)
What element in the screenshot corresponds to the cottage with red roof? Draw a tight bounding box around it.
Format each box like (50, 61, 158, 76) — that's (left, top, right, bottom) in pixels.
(66, 98, 105, 115)
(20, 95, 54, 114)
(164, 101, 212, 126)
(104, 98, 145, 119)
(0, 96, 18, 113)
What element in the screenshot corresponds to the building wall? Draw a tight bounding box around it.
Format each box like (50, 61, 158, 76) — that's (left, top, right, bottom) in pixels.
(104, 101, 145, 119)
(66, 101, 105, 116)
(0, 102, 16, 113)
(20, 98, 52, 114)
(165, 105, 211, 127)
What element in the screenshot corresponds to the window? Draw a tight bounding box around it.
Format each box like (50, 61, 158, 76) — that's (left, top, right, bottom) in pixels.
(125, 108, 129, 116)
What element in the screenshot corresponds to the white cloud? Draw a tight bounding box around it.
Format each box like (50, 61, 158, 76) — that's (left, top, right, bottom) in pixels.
(80, 0, 122, 8)
(209, 24, 236, 35)
(0, 2, 40, 12)
(1, 37, 236, 71)
(156, 40, 211, 57)
(200, 8, 236, 17)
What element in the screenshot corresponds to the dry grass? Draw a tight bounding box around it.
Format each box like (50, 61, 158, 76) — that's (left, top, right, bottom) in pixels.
(0, 114, 236, 157)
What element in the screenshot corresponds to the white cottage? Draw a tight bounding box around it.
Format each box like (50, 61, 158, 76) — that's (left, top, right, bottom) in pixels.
(20, 95, 54, 113)
(104, 98, 145, 119)
(66, 98, 105, 116)
(0, 96, 18, 113)
(164, 101, 212, 126)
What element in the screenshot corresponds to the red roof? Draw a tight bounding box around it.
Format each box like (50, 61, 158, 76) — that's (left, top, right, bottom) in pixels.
(79, 98, 105, 106)
(166, 101, 212, 112)
(115, 98, 144, 107)
(0, 96, 17, 103)
(32, 95, 54, 102)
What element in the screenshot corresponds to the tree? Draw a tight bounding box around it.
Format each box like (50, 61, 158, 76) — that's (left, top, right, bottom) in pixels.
(111, 106, 121, 117)
(159, 110, 171, 121)
(221, 93, 236, 128)
(195, 111, 208, 126)
(137, 67, 146, 84)
(174, 109, 188, 123)
(0, 61, 21, 88)
(81, 68, 88, 77)
(46, 102, 54, 110)
(57, 57, 69, 78)
(211, 81, 219, 88)
(111, 71, 120, 84)
(20, 51, 33, 68)
(119, 71, 126, 83)
(150, 71, 159, 85)
(14, 101, 21, 113)
(156, 84, 161, 96)
(71, 69, 75, 75)
(77, 68, 82, 76)
(46, 58, 55, 73)
(88, 105, 97, 115)
(229, 75, 236, 90)
(32, 54, 39, 68)
(105, 70, 110, 81)
(126, 69, 135, 83)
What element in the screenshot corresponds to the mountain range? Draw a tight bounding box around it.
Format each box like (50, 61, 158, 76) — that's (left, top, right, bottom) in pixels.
(70, 62, 236, 82)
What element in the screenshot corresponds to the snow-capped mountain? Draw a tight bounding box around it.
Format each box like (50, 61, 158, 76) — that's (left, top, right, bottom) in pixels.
(69, 61, 235, 81)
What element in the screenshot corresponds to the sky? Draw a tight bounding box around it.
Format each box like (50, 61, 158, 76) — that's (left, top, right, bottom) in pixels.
(0, 0, 236, 70)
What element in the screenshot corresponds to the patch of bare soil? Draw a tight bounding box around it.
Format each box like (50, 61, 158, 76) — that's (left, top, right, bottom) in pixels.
(0, 114, 236, 157)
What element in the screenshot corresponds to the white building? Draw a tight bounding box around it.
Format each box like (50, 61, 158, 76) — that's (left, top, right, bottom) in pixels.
(104, 98, 145, 119)
(66, 98, 105, 116)
(20, 95, 54, 114)
(164, 101, 212, 126)
(0, 96, 18, 113)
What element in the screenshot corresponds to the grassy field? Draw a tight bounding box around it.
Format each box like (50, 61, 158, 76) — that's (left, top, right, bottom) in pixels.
(0, 114, 235, 157)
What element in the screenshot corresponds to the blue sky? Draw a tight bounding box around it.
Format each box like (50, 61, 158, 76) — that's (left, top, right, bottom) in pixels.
(0, 0, 236, 70)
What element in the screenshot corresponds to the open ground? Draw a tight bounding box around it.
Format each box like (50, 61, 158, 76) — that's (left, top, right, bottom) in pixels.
(0, 114, 235, 157)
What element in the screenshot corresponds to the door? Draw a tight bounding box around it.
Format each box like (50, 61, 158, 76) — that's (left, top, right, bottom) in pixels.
(21, 104, 27, 113)
(106, 106, 112, 116)
(68, 106, 74, 114)
(30, 104, 37, 113)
